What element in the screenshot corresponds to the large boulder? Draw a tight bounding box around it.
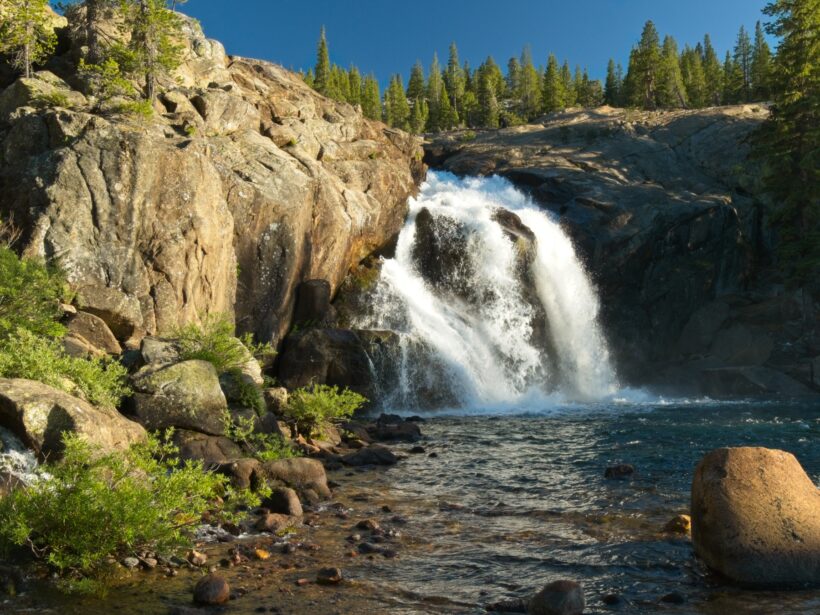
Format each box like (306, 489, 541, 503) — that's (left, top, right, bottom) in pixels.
(130, 360, 228, 435)
(0, 378, 145, 457)
(173, 429, 243, 467)
(66, 310, 122, 355)
(276, 328, 374, 397)
(258, 457, 331, 500)
(691, 447, 820, 587)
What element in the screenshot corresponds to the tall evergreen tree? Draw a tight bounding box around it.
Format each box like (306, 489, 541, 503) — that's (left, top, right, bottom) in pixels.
(604, 58, 622, 106)
(479, 56, 506, 99)
(625, 20, 662, 108)
(477, 69, 499, 128)
(361, 75, 381, 121)
(506, 57, 521, 100)
(702, 34, 724, 105)
(657, 35, 687, 107)
(733, 25, 754, 102)
(313, 27, 331, 96)
(723, 50, 742, 103)
(426, 53, 444, 132)
(543, 53, 565, 112)
(560, 60, 575, 106)
(518, 46, 542, 119)
(347, 66, 362, 106)
(756, 0, 820, 283)
(751, 20, 773, 100)
(445, 42, 465, 120)
(409, 96, 429, 134)
(0, 0, 57, 78)
(407, 61, 425, 101)
(681, 45, 708, 107)
(438, 83, 458, 130)
(383, 74, 410, 130)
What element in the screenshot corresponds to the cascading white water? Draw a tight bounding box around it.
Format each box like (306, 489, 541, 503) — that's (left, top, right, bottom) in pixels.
(356, 171, 619, 410)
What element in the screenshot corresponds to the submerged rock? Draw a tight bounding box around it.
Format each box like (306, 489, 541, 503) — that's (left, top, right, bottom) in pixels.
(527, 580, 585, 615)
(691, 447, 820, 587)
(342, 444, 399, 467)
(604, 464, 634, 479)
(193, 574, 230, 605)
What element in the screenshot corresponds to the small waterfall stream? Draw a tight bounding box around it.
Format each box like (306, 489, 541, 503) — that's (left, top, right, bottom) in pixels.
(354, 172, 619, 410)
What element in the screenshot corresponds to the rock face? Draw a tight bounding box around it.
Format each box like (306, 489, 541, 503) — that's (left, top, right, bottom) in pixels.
(691, 447, 820, 587)
(426, 107, 819, 395)
(0, 378, 146, 457)
(0, 14, 424, 347)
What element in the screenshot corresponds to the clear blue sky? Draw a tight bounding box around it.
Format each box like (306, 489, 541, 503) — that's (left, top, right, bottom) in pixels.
(183, 0, 773, 84)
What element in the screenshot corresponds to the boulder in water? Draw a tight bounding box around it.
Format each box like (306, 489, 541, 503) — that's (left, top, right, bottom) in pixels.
(691, 447, 820, 587)
(193, 574, 230, 605)
(527, 580, 585, 615)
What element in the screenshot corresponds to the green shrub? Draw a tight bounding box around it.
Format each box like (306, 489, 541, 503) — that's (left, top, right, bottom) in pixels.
(222, 413, 299, 462)
(33, 91, 71, 109)
(458, 130, 477, 142)
(283, 384, 367, 439)
(114, 99, 154, 119)
(0, 329, 130, 408)
(0, 432, 260, 582)
(0, 247, 67, 340)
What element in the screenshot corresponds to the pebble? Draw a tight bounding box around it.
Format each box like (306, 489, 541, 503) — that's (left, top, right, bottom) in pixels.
(316, 567, 343, 585)
(356, 518, 380, 531)
(121, 557, 140, 569)
(187, 550, 208, 567)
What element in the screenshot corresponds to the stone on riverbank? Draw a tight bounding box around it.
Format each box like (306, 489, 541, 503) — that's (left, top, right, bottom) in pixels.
(691, 447, 820, 587)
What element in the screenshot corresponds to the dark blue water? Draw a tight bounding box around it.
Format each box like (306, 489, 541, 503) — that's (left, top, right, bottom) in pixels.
(356, 399, 820, 614)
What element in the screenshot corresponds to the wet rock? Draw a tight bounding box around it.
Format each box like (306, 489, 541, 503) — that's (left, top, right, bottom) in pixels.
(691, 447, 820, 587)
(528, 580, 585, 615)
(255, 513, 293, 533)
(292, 280, 332, 326)
(367, 415, 422, 442)
(356, 518, 380, 531)
(661, 592, 685, 604)
(130, 360, 228, 435)
(664, 514, 692, 535)
(121, 557, 140, 569)
(188, 550, 208, 567)
(342, 444, 399, 466)
(0, 378, 146, 458)
(316, 567, 343, 585)
(486, 597, 527, 613)
(193, 574, 230, 605)
(357, 542, 383, 555)
(259, 457, 331, 500)
(262, 487, 303, 517)
(173, 429, 244, 467)
(409, 446, 426, 454)
(601, 594, 621, 606)
(216, 458, 261, 490)
(604, 464, 634, 480)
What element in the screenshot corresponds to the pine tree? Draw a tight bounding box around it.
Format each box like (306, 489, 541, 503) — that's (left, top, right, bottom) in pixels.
(0, 0, 57, 78)
(573, 65, 584, 105)
(506, 57, 521, 99)
(702, 34, 724, 105)
(409, 96, 429, 134)
(407, 61, 425, 102)
(681, 45, 707, 107)
(314, 26, 331, 97)
(625, 20, 662, 108)
(479, 56, 505, 100)
(383, 74, 410, 130)
(445, 42, 465, 121)
(361, 75, 381, 121)
(477, 69, 499, 128)
(723, 50, 742, 103)
(426, 53, 443, 132)
(604, 58, 622, 106)
(756, 0, 820, 283)
(657, 35, 687, 107)
(518, 46, 542, 119)
(347, 66, 362, 106)
(438, 83, 458, 130)
(560, 60, 575, 106)
(733, 25, 754, 102)
(121, 0, 184, 102)
(543, 53, 564, 112)
(751, 20, 773, 100)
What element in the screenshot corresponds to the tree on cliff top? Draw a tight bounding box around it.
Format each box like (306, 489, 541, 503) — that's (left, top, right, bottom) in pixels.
(756, 0, 820, 284)
(314, 26, 331, 96)
(0, 0, 57, 78)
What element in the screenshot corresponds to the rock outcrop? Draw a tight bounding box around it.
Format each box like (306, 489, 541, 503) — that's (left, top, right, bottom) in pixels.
(0, 378, 146, 457)
(0, 14, 424, 348)
(426, 107, 819, 395)
(691, 447, 820, 587)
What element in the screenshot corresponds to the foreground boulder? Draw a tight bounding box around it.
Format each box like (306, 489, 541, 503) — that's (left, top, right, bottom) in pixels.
(0, 378, 145, 457)
(130, 360, 228, 435)
(258, 457, 331, 501)
(691, 447, 820, 587)
(528, 580, 585, 615)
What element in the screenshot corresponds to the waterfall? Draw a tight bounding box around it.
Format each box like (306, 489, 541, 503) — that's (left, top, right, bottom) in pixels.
(355, 171, 619, 410)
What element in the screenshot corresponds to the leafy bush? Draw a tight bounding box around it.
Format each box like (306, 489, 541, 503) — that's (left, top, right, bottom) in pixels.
(222, 413, 299, 462)
(0, 329, 130, 408)
(283, 384, 367, 439)
(0, 433, 260, 581)
(33, 91, 71, 109)
(0, 246, 67, 340)
(114, 99, 154, 119)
